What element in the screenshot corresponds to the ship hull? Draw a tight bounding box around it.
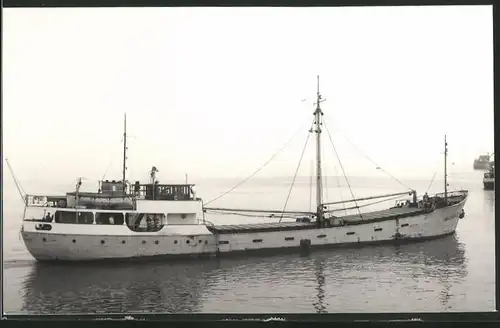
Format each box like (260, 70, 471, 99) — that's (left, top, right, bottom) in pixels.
(474, 161, 490, 170)
(483, 178, 495, 190)
(21, 199, 466, 262)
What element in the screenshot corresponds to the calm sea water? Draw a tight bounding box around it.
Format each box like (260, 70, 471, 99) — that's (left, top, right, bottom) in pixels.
(2, 172, 495, 313)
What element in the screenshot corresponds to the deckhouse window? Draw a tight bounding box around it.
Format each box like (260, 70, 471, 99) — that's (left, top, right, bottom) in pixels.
(54, 211, 78, 224)
(125, 213, 165, 232)
(96, 212, 124, 225)
(77, 212, 94, 224)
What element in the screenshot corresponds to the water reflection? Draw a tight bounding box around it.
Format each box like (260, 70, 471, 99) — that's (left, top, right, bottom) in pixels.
(313, 258, 327, 313)
(208, 234, 467, 313)
(483, 190, 495, 211)
(22, 260, 220, 314)
(21, 234, 467, 314)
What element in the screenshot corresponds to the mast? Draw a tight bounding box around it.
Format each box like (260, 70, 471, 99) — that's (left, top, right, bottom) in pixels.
(122, 113, 127, 192)
(444, 134, 448, 203)
(314, 76, 325, 224)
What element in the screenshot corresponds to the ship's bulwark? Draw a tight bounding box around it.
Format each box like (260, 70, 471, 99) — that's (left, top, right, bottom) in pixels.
(21, 198, 466, 262)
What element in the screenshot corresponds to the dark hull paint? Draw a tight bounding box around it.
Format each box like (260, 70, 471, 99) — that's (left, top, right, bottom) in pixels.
(35, 231, 457, 264)
(483, 181, 495, 190)
(474, 161, 490, 170)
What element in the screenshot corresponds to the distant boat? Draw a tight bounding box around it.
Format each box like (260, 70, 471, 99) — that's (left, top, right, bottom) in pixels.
(473, 153, 491, 170)
(483, 162, 495, 190)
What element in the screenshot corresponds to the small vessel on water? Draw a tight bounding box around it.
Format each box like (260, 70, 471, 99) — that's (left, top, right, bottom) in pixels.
(16, 77, 468, 262)
(483, 162, 495, 190)
(473, 153, 492, 170)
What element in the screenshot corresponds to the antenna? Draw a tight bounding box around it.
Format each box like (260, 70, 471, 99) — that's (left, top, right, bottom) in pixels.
(122, 113, 127, 193)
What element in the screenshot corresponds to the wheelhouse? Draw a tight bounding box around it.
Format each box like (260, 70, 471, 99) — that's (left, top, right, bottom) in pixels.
(132, 182, 196, 201)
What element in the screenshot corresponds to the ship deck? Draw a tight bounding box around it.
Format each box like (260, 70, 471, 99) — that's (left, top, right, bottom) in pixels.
(208, 206, 427, 234)
(341, 206, 425, 224)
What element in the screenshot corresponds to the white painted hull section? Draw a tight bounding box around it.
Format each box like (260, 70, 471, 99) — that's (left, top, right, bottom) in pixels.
(215, 199, 464, 253)
(21, 199, 466, 261)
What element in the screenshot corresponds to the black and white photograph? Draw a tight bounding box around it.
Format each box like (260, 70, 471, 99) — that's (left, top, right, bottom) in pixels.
(2, 5, 495, 315)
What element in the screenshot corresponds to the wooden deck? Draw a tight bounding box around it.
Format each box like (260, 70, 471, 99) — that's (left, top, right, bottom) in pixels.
(340, 207, 425, 223)
(208, 206, 428, 234)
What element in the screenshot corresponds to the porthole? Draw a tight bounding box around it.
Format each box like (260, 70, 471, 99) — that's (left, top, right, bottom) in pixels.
(174, 240, 178, 244)
(155, 240, 159, 245)
(101, 240, 105, 244)
(205, 240, 208, 245)
(42, 237, 47, 242)
(122, 240, 126, 244)
(199, 240, 202, 244)
(186, 240, 190, 244)
(142, 240, 146, 244)
(72, 239, 76, 243)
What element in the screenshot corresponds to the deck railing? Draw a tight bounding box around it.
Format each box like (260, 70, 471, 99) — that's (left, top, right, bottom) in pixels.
(432, 190, 468, 199)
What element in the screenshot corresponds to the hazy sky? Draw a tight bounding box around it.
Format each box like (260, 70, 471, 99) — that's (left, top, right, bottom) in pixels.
(3, 6, 493, 191)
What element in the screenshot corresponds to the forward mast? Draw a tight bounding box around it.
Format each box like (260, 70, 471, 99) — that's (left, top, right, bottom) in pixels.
(313, 75, 326, 226)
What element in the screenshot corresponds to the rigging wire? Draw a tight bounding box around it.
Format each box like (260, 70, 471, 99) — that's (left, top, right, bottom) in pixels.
(325, 194, 407, 213)
(101, 136, 125, 181)
(426, 171, 437, 194)
(425, 156, 441, 193)
(333, 164, 348, 216)
(205, 210, 299, 220)
(204, 123, 307, 206)
(323, 120, 363, 219)
(5, 158, 27, 204)
(309, 159, 313, 213)
(279, 122, 314, 222)
(322, 139, 329, 204)
(331, 122, 413, 191)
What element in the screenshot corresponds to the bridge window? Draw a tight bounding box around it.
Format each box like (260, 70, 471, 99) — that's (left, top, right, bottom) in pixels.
(139, 183, 195, 201)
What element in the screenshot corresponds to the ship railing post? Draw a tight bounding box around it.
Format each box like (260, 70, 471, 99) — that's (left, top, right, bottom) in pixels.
(22, 195, 29, 222)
